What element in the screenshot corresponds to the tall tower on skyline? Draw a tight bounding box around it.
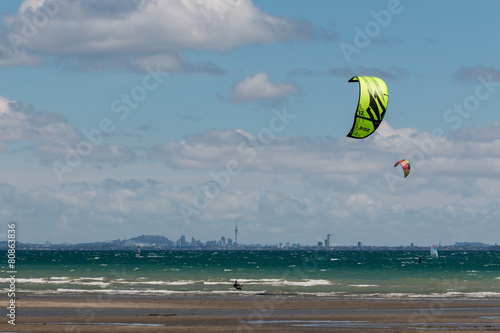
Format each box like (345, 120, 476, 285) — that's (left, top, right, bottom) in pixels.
(326, 233, 332, 247)
(234, 219, 238, 245)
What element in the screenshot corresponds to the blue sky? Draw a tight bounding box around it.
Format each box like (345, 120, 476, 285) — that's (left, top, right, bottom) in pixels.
(0, 0, 499, 246)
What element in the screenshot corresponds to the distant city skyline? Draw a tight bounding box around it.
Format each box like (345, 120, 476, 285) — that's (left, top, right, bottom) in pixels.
(10, 228, 497, 250)
(5, 232, 497, 251)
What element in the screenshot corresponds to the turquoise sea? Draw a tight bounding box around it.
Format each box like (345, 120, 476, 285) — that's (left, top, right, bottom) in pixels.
(3, 250, 500, 298)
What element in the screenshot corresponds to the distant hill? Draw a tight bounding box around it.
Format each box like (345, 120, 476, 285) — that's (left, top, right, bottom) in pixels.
(453, 242, 490, 247)
(130, 235, 173, 246)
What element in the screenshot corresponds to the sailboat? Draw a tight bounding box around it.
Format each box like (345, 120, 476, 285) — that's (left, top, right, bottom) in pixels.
(430, 245, 439, 258)
(136, 246, 143, 258)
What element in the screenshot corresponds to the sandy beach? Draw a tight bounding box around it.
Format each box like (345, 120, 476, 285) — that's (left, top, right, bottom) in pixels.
(3, 293, 500, 332)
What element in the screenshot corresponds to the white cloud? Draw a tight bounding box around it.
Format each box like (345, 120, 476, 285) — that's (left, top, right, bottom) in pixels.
(147, 123, 500, 189)
(0, 45, 42, 67)
(6, 175, 500, 246)
(0, 95, 136, 165)
(0, 0, 313, 71)
(229, 72, 301, 103)
(148, 123, 500, 214)
(0, 97, 80, 144)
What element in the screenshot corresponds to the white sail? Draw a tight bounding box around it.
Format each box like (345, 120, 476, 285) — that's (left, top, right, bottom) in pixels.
(430, 245, 438, 258)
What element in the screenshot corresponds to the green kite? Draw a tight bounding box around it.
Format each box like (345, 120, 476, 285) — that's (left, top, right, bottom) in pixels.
(347, 76, 388, 139)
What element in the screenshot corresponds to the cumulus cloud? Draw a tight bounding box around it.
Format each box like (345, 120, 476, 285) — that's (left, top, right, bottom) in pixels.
(6, 171, 500, 245)
(0, 95, 136, 166)
(0, 96, 80, 145)
(229, 72, 301, 103)
(150, 126, 389, 175)
(0, 0, 313, 72)
(149, 120, 500, 198)
(0, 44, 42, 67)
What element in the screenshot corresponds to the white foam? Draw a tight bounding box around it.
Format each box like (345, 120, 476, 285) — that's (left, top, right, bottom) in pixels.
(282, 279, 332, 287)
(76, 277, 106, 281)
(16, 287, 500, 299)
(74, 281, 110, 287)
(119, 280, 202, 286)
(11, 278, 46, 284)
(222, 278, 333, 287)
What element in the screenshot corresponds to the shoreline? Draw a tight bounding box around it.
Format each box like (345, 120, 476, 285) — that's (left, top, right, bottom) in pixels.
(3, 293, 500, 332)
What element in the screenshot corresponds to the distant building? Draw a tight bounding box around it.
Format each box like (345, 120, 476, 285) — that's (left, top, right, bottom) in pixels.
(176, 235, 190, 247)
(325, 233, 333, 247)
(221, 236, 226, 246)
(357, 242, 362, 247)
(227, 238, 233, 246)
(318, 241, 323, 246)
(234, 220, 238, 245)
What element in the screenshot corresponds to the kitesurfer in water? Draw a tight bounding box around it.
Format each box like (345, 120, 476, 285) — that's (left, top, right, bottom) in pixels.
(233, 280, 242, 290)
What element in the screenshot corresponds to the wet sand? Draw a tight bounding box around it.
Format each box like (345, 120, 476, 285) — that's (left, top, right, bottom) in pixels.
(3, 293, 500, 332)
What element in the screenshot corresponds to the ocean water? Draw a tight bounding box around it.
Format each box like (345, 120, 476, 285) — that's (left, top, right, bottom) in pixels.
(3, 250, 500, 298)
